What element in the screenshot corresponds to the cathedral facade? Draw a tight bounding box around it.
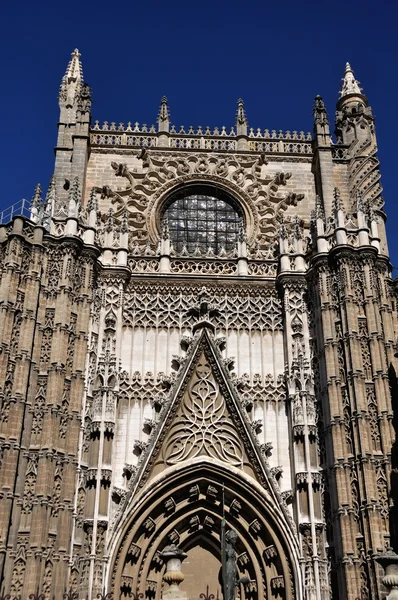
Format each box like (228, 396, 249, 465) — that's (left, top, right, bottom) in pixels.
(0, 50, 396, 600)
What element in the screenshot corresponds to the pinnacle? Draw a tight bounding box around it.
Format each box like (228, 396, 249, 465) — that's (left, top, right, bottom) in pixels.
(158, 96, 170, 122)
(69, 176, 81, 204)
(87, 188, 98, 212)
(333, 187, 343, 213)
(66, 48, 83, 82)
(236, 98, 248, 125)
(45, 176, 56, 204)
(339, 62, 362, 98)
(31, 183, 43, 209)
(59, 48, 84, 103)
(315, 195, 325, 220)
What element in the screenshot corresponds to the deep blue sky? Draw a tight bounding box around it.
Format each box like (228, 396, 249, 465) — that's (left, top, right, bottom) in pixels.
(1, 0, 397, 266)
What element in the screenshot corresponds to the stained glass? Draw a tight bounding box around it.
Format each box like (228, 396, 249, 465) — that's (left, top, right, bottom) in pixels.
(164, 185, 242, 254)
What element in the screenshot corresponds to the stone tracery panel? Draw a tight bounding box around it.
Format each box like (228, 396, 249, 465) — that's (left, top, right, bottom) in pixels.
(162, 352, 244, 467)
(91, 150, 306, 250)
(122, 283, 283, 332)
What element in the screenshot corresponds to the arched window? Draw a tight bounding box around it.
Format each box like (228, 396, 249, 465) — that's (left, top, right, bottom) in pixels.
(164, 184, 242, 255)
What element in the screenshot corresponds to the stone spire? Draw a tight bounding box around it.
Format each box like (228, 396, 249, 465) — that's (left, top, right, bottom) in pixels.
(158, 96, 171, 133)
(335, 62, 372, 147)
(339, 62, 362, 98)
(55, 49, 90, 214)
(59, 49, 84, 107)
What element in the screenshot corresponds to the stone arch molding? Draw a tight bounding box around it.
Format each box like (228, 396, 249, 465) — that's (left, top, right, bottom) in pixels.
(94, 151, 305, 248)
(106, 328, 302, 599)
(107, 459, 303, 600)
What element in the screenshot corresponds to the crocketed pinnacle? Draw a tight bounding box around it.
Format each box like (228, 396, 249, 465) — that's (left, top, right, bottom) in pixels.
(59, 49, 84, 102)
(65, 48, 83, 83)
(158, 96, 170, 122)
(236, 98, 248, 125)
(44, 176, 56, 210)
(87, 188, 98, 213)
(313, 95, 329, 125)
(315, 195, 325, 221)
(68, 177, 81, 205)
(333, 187, 343, 213)
(31, 183, 43, 209)
(339, 62, 362, 98)
(121, 207, 129, 234)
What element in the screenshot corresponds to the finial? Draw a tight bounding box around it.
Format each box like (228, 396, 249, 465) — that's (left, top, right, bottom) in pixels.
(236, 98, 248, 126)
(105, 207, 114, 233)
(41, 177, 56, 229)
(158, 96, 170, 133)
(67, 177, 82, 219)
(87, 188, 98, 213)
(158, 96, 170, 123)
(356, 190, 364, 213)
(187, 287, 220, 334)
(59, 49, 84, 104)
(339, 62, 362, 98)
(238, 218, 247, 244)
(45, 176, 56, 203)
(66, 48, 83, 82)
(313, 95, 329, 125)
(293, 216, 302, 240)
(161, 216, 170, 240)
(44, 176, 55, 210)
(315, 195, 325, 221)
(121, 207, 129, 234)
(31, 184, 43, 210)
(279, 216, 288, 240)
(333, 187, 343, 212)
(69, 177, 81, 204)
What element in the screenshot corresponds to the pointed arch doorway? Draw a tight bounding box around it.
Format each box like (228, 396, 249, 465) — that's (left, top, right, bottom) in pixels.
(108, 460, 302, 600)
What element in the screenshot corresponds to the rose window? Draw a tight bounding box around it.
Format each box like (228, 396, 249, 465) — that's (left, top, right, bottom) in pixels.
(164, 185, 242, 255)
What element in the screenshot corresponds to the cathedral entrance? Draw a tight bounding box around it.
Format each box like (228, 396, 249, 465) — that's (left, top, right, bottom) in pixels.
(108, 460, 301, 600)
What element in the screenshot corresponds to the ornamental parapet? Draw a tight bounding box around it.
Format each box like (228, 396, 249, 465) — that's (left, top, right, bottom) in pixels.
(90, 123, 314, 155)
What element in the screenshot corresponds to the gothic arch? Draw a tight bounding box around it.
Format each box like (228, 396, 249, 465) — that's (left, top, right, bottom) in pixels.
(146, 175, 258, 246)
(107, 458, 302, 600)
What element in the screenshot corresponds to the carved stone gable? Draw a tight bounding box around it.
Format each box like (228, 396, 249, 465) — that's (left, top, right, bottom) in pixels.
(162, 351, 244, 467)
(114, 329, 294, 538)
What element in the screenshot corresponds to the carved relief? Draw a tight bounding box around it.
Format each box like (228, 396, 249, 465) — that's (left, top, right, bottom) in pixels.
(31, 377, 47, 435)
(123, 283, 283, 332)
(94, 152, 305, 250)
(40, 309, 55, 370)
(162, 352, 244, 466)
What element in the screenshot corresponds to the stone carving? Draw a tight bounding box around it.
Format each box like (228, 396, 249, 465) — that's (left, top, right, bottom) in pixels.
(123, 283, 283, 332)
(95, 152, 305, 250)
(163, 352, 244, 466)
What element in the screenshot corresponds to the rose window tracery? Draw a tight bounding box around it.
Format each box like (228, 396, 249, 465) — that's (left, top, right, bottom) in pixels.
(164, 184, 242, 255)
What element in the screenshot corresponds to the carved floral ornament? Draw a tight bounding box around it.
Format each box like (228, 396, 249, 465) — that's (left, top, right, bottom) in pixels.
(94, 151, 305, 248)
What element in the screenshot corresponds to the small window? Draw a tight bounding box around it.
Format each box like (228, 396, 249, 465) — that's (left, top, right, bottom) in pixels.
(164, 184, 242, 255)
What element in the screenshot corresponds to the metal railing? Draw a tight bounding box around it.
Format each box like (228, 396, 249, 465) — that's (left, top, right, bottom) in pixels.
(0, 198, 34, 224)
(0, 198, 51, 229)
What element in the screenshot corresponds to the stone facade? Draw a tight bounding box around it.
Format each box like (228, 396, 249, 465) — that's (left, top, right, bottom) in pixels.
(0, 52, 396, 600)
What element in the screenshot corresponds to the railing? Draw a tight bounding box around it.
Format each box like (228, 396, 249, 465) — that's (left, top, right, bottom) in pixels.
(0, 198, 34, 225)
(0, 198, 51, 229)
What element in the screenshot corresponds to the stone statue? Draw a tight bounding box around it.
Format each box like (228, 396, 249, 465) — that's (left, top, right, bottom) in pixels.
(221, 517, 248, 600)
